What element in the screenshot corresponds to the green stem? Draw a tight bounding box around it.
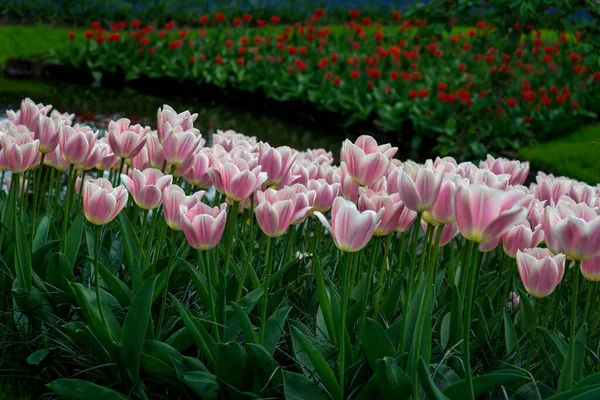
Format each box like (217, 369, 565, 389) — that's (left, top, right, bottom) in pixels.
(237, 202, 259, 301)
(94, 225, 108, 329)
(405, 213, 422, 302)
(157, 230, 177, 339)
(259, 236, 273, 345)
(417, 224, 434, 285)
(525, 298, 541, 367)
(30, 154, 46, 243)
(61, 165, 75, 255)
(115, 158, 126, 186)
(358, 239, 379, 348)
(200, 249, 220, 342)
(463, 240, 480, 400)
(373, 234, 393, 316)
(223, 201, 239, 277)
(565, 267, 580, 391)
(544, 281, 564, 329)
(582, 281, 594, 327)
(339, 251, 353, 398)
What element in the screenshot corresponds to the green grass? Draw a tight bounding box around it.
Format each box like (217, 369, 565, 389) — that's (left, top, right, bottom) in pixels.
(0, 24, 86, 67)
(0, 380, 33, 400)
(520, 124, 600, 185)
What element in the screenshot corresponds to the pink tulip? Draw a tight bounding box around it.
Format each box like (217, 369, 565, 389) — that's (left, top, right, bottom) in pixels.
(184, 149, 213, 188)
(505, 292, 520, 309)
(145, 133, 167, 170)
(339, 162, 360, 203)
(121, 168, 173, 210)
(502, 222, 544, 259)
(7, 98, 50, 130)
(341, 135, 397, 186)
(544, 203, 600, 260)
(50, 110, 74, 125)
(83, 178, 129, 225)
(44, 147, 70, 172)
(156, 105, 197, 144)
(307, 179, 341, 213)
(257, 143, 297, 187)
(75, 142, 103, 171)
(455, 184, 527, 251)
(281, 163, 309, 187)
(35, 115, 59, 154)
(479, 155, 529, 186)
(95, 139, 120, 171)
(4, 175, 28, 196)
(0, 132, 41, 173)
(163, 185, 204, 231)
(517, 248, 565, 298)
(395, 161, 445, 212)
(180, 202, 227, 250)
(533, 174, 574, 206)
(359, 189, 410, 236)
(581, 254, 600, 282)
(212, 130, 254, 152)
(315, 196, 383, 252)
(58, 124, 98, 165)
(208, 157, 267, 202)
(422, 177, 460, 226)
(420, 221, 460, 247)
(255, 188, 312, 237)
(431, 156, 458, 173)
(569, 183, 596, 205)
(107, 118, 150, 159)
(163, 126, 202, 168)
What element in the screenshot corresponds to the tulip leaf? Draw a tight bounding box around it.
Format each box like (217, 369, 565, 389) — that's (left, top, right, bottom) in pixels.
(356, 371, 382, 400)
(283, 371, 328, 400)
(361, 318, 396, 371)
(232, 302, 258, 345)
(314, 255, 337, 345)
(97, 261, 132, 307)
(538, 326, 568, 366)
(27, 348, 50, 365)
(46, 252, 76, 306)
(546, 384, 600, 400)
(376, 357, 413, 399)
(290, 325, 342, 400)
(517, 288, 535, 330)
(63, 321, 112, 365)
(417, 358, 449, 400)
(558, 324, 587, 392)
(118, 213, 141, 290)
(247, 343, 283, 392)
(14, 217, 32, 291)
(181, 371, 221, 398)
(32, 215, 51, 252)
(121, 276, 157, 384)
(216, 341, 252, 395)
(262, 306, 291, 356)
(47, 379, 127, 400)
(441, 370, 527, 398)
(504, 310, 518, 356)
(141, 340, 186, 386)
(65, 212, 85, 268)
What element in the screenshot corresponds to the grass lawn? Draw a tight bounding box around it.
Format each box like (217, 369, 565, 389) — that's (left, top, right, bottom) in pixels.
(519, 124, 600, 185)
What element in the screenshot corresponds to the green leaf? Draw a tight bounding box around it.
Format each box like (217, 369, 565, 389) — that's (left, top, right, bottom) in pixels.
(33, 215, 51, 252)
(547, 384, 600, 400)
(181, 371, 221, 398)
(575, 372, 600, 389)
(27, 348, 50, 365)
(263, 306, 291, 356)
(247, 343, 283, 392)
(14, 217, 32, 291)
(98, 262, 132, 307)
(417, 358, 449, 400)
(46, 252, 75, 304)
(504, 310, 518, 356)
(65, 212, 85, 268)
(121, 276, 157, 384)
(376, 357, 413, 399)
(141, 340, 195, 386)
(283, 371, 327, 400)
(538, 327, 568, 366)
(290, 325, 342, 400)
(442, 370, 526, 398)
(63, 322, 112, 365)
(216, 342, 252, 395)
(361, 318, 396, 371)
(47, 379, 127, 399)
(118, 213, 141, 291)
(558, 324, 587, 392)
(314, 256, 337, 345)
(232, 302, 258, 345)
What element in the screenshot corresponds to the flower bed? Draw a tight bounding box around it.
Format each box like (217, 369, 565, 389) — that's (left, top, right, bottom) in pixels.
(58, 11, 600, 159)
(2, 97, 600, 399)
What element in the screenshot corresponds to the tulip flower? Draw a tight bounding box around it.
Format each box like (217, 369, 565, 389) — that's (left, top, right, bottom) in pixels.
(255, 188, 312, 237)
(94, 139, 120, 171)
(121, 168, 173, 210)
(44, 147, 70, 171)
(208, 156, 267, 202)
(479, 155, 529, 186)
(341, 135, 397, 186)
(505, 292, 520, 309)
(307, 179, 340, 213)
(83, 178, 129, 225)
(162, 185, 204, 231)
(58, 124, 98, 165)
(502, 222, 544, 258)
(455, 184, 527, 251)
(359, 189, 411, 236)
(157, 105, 197, 144)
(258, 143, 297, 187)
(107, 117, 150, 159)
(395, 161, 445, 212)
(163, 126, 202, 168)
(420, 221, 460, 247)
(180, 202, 227, 250)
(184, 149, 212, 188)
(339, 162, 360, 203)
(422, 176, 460, 225)
(581, 254, 600, 282)
(0, 130, 41, 173)
(517, 248, 565, 298)
(533, 173, 574, 206)
(544, 203, 600, 260)
(35, 115, 59, 154)
(6, 98, 50, 130)
(315, 196, 382, 252)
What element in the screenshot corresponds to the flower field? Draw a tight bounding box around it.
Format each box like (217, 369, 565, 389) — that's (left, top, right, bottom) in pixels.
(1, 97, 600, 399)
(59, 10, 600, 158)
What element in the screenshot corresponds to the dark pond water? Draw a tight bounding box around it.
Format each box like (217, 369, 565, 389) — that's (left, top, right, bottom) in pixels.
(0, 76, 352, 155)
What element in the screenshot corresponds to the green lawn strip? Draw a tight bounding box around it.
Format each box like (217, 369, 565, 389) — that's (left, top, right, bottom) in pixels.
(519, 123, 600, 184)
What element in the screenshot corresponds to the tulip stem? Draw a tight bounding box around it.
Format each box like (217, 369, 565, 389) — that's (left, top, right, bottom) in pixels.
(61, 165, 75, 255)
(565, 267, 580, 391)
(237, 199, 259, 301)
(373, 234, 393, 317)
(223, 201, 239, 277)
(259, 236, 273, 345)
(94, 225, 108, 330)
(199, 249, 220, 342)
(582, 281, 594, 327)
(358, 239, 379, 351)
(30, 153, 46, 244)
(417, 224, 433, 286)
(405, 213, 422, 302)
(339, 251, 353, 398)
(463, 240, 480, 400)
(525, 298, 541, 367)
(115, 158, 126, 186)
(157, 230, 177, 340)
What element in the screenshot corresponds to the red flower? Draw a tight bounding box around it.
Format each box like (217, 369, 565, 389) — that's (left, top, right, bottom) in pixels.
(149, 47, 156, 55)
(240, 36, 249, 46)
(560, 34, 568, 43)
(233, 17, 242, 27)
(200, 15, 209, 24)
(90, 21, 101, 30)
(189, 56, 196, 64)
(179, 30, 188, 38)
(550, 85, 558, 94)
(331, 53, 338, 62)
(287, 46, 297, 55)
(556, 95, 565, 103)
(507, 98, 517, 108)
(479, 90, 487, 97)
(118, 21, 127, 29)
(569, 53, 582, 63)
(131, 20, 141, 29)
(524, 116, 532, 123)
(138, 49, 145, 56)
(389, 71, 399, 80)
(214, 12, 226, 22)
(573, 65, 583, 74)
(68, 32, 75, 41)
(318, 58, 328, 69)
(468, 29, 476, 37)
(326, 72, 332, 80)
(95, 36, 104, 44)
(438, 82, 447, 91)
(165, 20, 175, 30)
(458, 63, 466, 71)
(270, 15, 280, 24)
(352, 42, 360, 50)
(216, 56, 223, 64)
(593, 72, 600, 82)
(367, 81, 374, 89)
(541, 95, 551, 106)
(168, 40, 182, 50)
(375, 31, 384, 42)
(257, 19, 266, 27)
(159, 30, 166, 38)
(287, 66, 295, 74)
(572, 101, 580, 109)
(418, 89, 429, 98)
(392, 11, 402, 21)
(108, 33, 120, 42)
(362, 17, 372, 26)
(140, 37, 150, 45)
(294, 59, 307, 72)
(226, 40, 233, 48)
(243, 13, 252, 21)
(111, 23, 119, 32)
(299, 46, 307, 55)
(409, 89, 418, 99)
(315, 9, 325, 17)
(238, 47, 247, 55)
(349, 10, 360, 19)
(350, 70, 359, 79)
(333, 77, 342, 86)
(236, 58, 244, 66)
(84, 30, 94, 39)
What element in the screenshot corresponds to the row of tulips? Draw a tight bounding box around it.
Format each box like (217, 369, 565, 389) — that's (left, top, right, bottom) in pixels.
(60, 12, 600, 158)
(2, 97, 600, 399)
